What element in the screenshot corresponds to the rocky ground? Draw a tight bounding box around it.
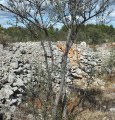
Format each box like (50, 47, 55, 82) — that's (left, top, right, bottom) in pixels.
(0, 41, 115, 120)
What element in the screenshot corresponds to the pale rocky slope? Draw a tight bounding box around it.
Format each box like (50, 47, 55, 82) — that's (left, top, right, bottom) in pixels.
(0, 41, 115, 119)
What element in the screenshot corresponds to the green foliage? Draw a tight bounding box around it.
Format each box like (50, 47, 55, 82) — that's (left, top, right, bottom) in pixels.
(0, 25, 4, 33)
(0, 24, 115, 44)
(4, 27, 35, 42)
(0, 33, 11, 46)
(86, 27, 105, 44)
(60, 24, 115, 44)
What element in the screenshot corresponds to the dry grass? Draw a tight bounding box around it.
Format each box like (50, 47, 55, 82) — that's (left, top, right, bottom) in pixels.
(74, 110, 115, 120)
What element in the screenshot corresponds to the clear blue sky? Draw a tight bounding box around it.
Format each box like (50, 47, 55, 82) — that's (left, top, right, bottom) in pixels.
(0, 0, 115, 28)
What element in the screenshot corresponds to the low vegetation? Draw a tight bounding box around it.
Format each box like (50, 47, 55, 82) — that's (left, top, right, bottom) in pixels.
(0, 24, 115, 44)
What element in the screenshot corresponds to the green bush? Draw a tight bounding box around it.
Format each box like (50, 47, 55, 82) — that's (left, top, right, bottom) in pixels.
(0, 33, 11, 46)
(59, 24, 115, 44)
(0, 24, 115, 44)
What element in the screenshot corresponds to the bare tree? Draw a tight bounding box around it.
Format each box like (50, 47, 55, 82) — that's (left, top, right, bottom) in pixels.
(0, 0, 56, 119)
(50, 0, 112, 119)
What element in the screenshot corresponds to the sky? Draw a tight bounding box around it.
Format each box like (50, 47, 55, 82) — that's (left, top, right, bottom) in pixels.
(0, 0, 115, 28)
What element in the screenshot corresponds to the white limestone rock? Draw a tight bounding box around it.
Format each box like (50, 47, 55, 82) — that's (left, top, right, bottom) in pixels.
(27, 73, 32, 78)
(0, 85, 13, 99)
(71, 73, 82, 78)
(20, 47, 26, 54)
(12, 87, 18, 91)
(66, 77, 71, 83)
(10, 99, 17, 104)
(0, 44, 3, 51)
(10, 61, 18, 69)
(80, 41, 86, 48)
(27, 114, 34, 119)
(109, 107, 115, 112)
(16, 78, 24, 86)
(10, 105, 16, 113)
(24, 64, 31, 70)
(8, 72, 16, 83)
(76, 68, 82, 75)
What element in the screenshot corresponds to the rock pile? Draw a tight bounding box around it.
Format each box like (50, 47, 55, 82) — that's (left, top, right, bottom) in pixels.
(53, 42, 106, 91)
(0, 51, 33, 113)
(0, 41, 113, 117)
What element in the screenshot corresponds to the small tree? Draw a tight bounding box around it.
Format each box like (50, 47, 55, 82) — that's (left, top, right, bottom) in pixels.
(0, 1, 56, 119)
(51, 0, 112, 119)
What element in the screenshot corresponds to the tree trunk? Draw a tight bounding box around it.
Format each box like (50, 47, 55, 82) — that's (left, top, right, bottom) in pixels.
(53, 29, 74, 120)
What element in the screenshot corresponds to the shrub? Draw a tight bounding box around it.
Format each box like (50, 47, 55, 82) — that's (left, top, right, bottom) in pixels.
(0, 33, 11, 47)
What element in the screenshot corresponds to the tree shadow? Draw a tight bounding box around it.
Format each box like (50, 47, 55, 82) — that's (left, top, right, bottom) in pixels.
(67, 85, 105, 113)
